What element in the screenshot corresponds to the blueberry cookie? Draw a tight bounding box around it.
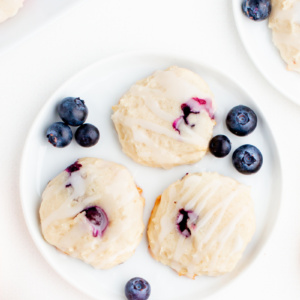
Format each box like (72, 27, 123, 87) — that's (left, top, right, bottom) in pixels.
(112, 66, 216, 169)
(147, 172, 255, 278)
(40, 157, 145, 269)
(269, 0, 300, 74)
(0, 0, 24, 23)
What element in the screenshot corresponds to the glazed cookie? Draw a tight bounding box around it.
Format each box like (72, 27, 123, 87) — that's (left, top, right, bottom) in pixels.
(40, 157, 145, 269)
(269, 0, 300, 73)
(147, 172, 255, 278)
(112, 66, 216, 169)
(0, 0, 24, 23)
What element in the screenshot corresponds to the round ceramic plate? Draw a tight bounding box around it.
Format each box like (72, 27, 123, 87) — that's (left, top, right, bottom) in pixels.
(20, 52, 282, 300)
(232, 0, 300, 106)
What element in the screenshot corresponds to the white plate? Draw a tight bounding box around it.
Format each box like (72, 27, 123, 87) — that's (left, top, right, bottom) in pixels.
(0, 0, 81, 55)
(232, 0, 300, 106)
(20, 52, 282, 300)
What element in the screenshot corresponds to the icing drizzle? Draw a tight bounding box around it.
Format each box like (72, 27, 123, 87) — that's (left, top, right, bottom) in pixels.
(152, 174, 253, 278)
(112, 68, 216, 151)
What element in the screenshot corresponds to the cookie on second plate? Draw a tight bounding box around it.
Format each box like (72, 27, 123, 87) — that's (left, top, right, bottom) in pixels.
(0, 0, 24, 23)
(40, 157, 145, 269)
(147, 172, 255, 278)
(112, 66, 216, 169)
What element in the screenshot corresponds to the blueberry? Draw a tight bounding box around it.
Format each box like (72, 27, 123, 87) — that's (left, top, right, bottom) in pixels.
(125, 277, 151, 300)
(58, 97, 88, 126)
(46, 122, 72, 147)
(226, 105, 257, 136)
(232, 144, 263, 174)
(82, 206, 108, 237)
(209, 135, 231, 158)
(242, 0, 271, 21)
(75, 123, 100, 147)
(176, 209, 197, 238)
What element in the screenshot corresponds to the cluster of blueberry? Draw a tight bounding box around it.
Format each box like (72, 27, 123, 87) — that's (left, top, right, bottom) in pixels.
(46, 97, 100, 148)
(242, 0, 271, 21)
(209, 105, 263, 175)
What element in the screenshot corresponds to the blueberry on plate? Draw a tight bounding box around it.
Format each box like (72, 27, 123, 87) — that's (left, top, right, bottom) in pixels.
(75, 123, 100, 147)
(125, 277, 151, 300)
(58, 97, 88, 126)
(209, 135, 231, 158)
(46, 122, 72, 148)
(232, 144, 263, 174)
(242, 0, 271, 21)
(226, 105, 257, 136)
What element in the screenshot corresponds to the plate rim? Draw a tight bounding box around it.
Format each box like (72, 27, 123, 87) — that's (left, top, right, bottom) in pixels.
(231, 0, 300, 106)
(19, 50, 283, 300)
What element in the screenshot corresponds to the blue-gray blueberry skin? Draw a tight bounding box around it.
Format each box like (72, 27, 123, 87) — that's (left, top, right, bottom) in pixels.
(232, 144, 263, 174)
(57, 97, 88, 126)
(209, 135, 232, 158)
(75, 123, 100, 147)
(226, 105, 257, 136)
(125, 277, 151, 300)
(242, 0, 272, 21)
(46, 122, 72, 147)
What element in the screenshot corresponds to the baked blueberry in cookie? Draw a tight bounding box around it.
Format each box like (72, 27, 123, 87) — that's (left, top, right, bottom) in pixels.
(82, 206, 108, 237)
(242, 0, 272, 21)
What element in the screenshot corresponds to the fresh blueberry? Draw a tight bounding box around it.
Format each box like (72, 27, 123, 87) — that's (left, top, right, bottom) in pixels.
(232, 144, 263, 174)
(242, 0, 271, 21)
(46, 122, 72, 147)
(226, 105, 257, 136)
(57, 97, 88, 126)
(75, 123, 100, 147)
(125, 277, 151, 300)
(82, 206, 108, 237)
(209, 135, 231, 158)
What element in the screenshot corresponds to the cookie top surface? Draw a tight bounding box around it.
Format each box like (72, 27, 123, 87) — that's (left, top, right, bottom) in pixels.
(0, 0, 24, 23)
(269, 0, 300, 73)
(112, 66, 216, 169)
(147, 172, 255, 278)
(40, 157, 144, 269)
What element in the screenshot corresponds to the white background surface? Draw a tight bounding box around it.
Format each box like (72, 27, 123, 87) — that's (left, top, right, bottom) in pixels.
(1, 0, 300, 299)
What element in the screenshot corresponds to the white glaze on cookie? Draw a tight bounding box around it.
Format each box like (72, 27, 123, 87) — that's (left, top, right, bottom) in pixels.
(147, 173, 256, 278)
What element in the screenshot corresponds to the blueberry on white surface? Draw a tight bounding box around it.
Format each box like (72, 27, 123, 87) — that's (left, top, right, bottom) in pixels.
(209, 135, 231, 158)
(242, 0, 271, 21)
(125, 277, 151, 300)
(232, 144, 263, 174)
(82, 206, 108, 238)
(58, 97, 88, 126)
(46, 122, 72, 148)
(75, 123, 100, 147)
